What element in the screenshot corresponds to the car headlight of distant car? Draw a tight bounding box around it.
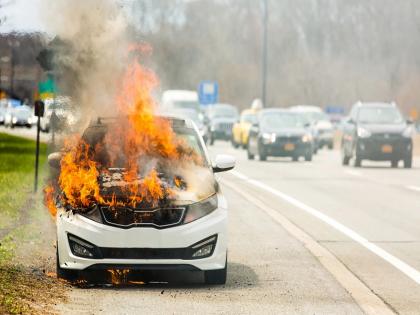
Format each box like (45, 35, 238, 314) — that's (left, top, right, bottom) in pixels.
(402, 126, 414, 138)
(262, 133, 276, 144)
(357, 127, 371, 138)
(12, 117, 17, 124)
(302, 133, 313, 142)
(183, 194, 218, 224)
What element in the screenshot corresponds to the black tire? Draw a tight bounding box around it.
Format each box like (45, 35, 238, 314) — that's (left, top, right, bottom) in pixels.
(328, 143, 333, 150)
(342, 155, 350, 165)
(404, 156, 412, 169)
(247, 147, 255, 160)
(305, 152, 313, 161)
(56, 248, 79, 281)
(292, 155, 299, 162)
(231, 138, 239, 149)
(258, 144, 267, 161)
(391, 160, 399, 168)
(204, 259, 227, 285)
(209, 135, 215, 146)
(354, 156, 362, 167)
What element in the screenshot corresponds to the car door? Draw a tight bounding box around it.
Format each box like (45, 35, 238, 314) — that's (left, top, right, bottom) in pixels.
(247, 121, 260, 154)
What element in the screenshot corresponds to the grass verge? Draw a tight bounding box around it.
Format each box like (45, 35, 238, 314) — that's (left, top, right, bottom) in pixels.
(0, 132, 67, 314)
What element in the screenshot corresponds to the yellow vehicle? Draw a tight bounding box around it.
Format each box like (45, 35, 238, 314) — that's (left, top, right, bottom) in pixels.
(232, 109, 258, 149)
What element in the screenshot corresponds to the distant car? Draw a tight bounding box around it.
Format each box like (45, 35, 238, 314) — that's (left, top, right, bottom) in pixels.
(232, 109, 258, 149)
(290, 105, 334, 150)
(247, 109, 314, 161)
(40, 97, 78, 132)
(207, 104, 239, 145)
(5, 105, 33, 128)
(0, 106, 6, 125)
(161, 90, 200, 113)
(341, 102, 413, 168)
(168, 108, 210, 143)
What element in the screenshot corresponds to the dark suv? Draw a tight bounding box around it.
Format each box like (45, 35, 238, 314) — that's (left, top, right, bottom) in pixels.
(341, 102, 413, 168)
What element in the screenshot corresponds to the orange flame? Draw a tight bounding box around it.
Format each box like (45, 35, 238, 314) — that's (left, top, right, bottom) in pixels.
(44, 47, 201, 213)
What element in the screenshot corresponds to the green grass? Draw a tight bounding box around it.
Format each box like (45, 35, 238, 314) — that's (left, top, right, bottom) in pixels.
(0, 133, 47, 230)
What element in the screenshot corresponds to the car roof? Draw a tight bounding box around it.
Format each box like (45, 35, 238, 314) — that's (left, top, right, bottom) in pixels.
(354, 102, 396, 108)
(260, 108, 291, 114)
(290, 105, 322, 112)
(90, 115, 195, 129)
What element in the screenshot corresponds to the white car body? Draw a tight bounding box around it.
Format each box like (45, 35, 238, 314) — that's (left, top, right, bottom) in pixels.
(55, 117, 234, 283)
(161, 90, 200, 112)
(290, 105, 334, 149)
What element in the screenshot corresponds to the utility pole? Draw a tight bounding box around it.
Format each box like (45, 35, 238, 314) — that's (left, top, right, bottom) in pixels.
(261, 0, 268, 107)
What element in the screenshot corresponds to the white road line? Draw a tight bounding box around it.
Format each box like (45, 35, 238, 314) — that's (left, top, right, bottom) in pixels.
(230, 170, 420, 285)
(222, 178, 395, 315)
(406, 185, 420, 192)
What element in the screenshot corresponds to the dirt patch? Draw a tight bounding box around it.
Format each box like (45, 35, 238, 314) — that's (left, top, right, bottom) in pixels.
(0, 265, 67, 315)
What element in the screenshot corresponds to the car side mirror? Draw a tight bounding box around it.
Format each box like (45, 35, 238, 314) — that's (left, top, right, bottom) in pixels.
(348, 118, 356, 125)
(406, 117, 414, 124)
(213, 154, 236, 173)
(48, 152, 62, 169)
(304, 122, 311, 128)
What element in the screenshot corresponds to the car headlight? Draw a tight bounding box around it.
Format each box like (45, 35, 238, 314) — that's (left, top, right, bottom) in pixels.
(402, 126, 414, 138)
(12, 117, 17, 124)
(78, 205, 103, 224)
(302, 134, 313, 142)
(183, 194, 218, 224)
(357, 127, 371, 138)
(262, 133, 276, 144)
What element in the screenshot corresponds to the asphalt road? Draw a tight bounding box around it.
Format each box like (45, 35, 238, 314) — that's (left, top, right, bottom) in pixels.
(52, 140, 419, 315)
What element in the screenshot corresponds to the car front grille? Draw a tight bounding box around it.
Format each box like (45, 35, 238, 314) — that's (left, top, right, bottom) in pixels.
(274, 136, 301, 144)
(215, 122, 233, 131)
(100, 206, 186, 229)
(370, 133, 403, 141)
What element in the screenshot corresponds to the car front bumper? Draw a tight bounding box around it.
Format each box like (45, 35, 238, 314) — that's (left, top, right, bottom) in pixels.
(263, 141, 312, 157)
(356, 137, 412, 160)
(57, 196, 228, 272)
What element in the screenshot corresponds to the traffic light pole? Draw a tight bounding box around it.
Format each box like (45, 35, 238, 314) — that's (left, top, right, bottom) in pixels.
(261, 0, 268, 107)
(34, 115, 41, 192)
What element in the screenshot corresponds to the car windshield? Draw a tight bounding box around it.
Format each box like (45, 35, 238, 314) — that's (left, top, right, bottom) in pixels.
(209, 106, 238, 119)
(242, 113, 257, 124)
(357, 107, 403, 124)
(301, 111, 328, 122)
(172, 110, 200, 124)
(82, 123, 207, 167)
(260, 112, 306, 130)
(173, 100, 200, 111)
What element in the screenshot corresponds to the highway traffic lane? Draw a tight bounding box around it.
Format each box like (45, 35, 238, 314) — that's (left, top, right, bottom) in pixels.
(210, 142, 420, 314)
(56, 184, 363, 315)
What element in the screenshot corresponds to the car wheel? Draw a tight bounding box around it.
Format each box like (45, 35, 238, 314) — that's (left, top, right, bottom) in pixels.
(354, 157, 362, 167)
(56, 247, 78, 281)
(305, 152, 313, 161)
(258, 144, 267, 161)
(204, 258, 227, 285)
(231, 138, 239, 149)
(247, 146, 255, 160)
(209, 135, 215, 146)
(328, 143, 333, 150)
(391, 160, 399, 168)
(404, 156, 412, 169)
(292, 155, 299, 162)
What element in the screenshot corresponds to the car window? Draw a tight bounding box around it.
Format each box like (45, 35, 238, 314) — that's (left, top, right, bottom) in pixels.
(260, 112, 306, 129)
(209, 106, 238, 119)
(357, 107, 403, 124)
(241, 113, 257, 124)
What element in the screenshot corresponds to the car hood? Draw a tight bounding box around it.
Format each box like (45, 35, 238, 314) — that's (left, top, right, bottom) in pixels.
(211, 117, 237, 124)
(14, 111, 31, 119)
(359, 123, 407, 134)
(262, 127, 307, 137)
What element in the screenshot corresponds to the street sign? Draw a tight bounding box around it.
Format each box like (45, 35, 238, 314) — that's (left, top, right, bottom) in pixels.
(198, 81, 218, 105)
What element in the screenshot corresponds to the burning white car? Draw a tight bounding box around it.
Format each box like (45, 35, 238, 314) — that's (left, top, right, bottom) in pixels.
(48, 116, 235, 285)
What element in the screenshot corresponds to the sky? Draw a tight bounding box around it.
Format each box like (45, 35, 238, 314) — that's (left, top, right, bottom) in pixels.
(0, 0, 47, 34)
